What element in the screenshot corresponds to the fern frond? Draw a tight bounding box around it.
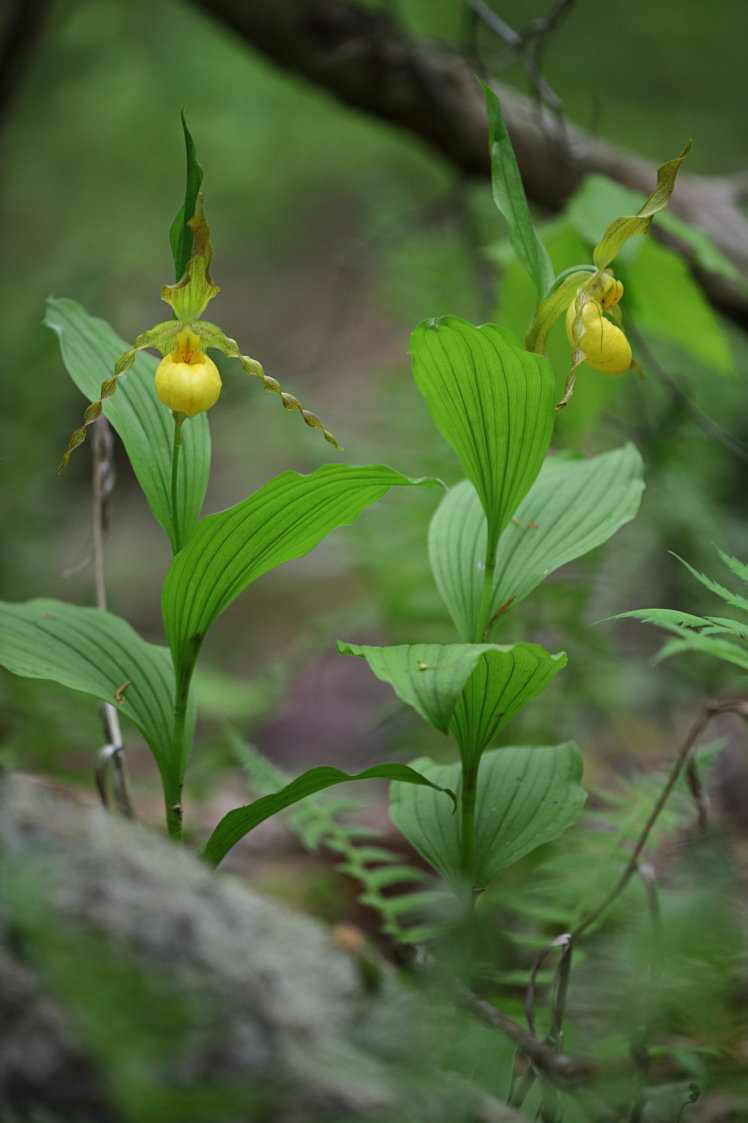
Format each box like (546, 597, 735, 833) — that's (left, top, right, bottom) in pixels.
(715, 548, 748, 586)
(672, 552, 748, 616)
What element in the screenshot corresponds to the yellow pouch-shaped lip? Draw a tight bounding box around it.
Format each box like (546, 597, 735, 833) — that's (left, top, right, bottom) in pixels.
(155, 349, 222, 417)
(565, 297, 631, 375)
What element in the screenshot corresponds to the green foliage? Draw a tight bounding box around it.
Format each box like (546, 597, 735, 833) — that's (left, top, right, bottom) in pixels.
(429, 444, 644, 640)
(0, 598, 191, 805)
(339, 641, 566, 764)
(389, 744, 586, 892)
(230, 735, 438, 943)
(6, 65, 747, 1121)
(501, 741, 725, 943)
(199, 758, 455, 869)
(410, 316, 555, 560)
(163, 465, 441, 677)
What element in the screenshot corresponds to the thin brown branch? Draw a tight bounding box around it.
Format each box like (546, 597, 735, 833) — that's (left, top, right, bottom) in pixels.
(464, 0, 564, 113)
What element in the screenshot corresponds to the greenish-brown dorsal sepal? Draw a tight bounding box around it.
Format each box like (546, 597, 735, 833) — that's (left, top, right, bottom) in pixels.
(525, 268, 594, 355)
(593, 141, 692, 270)
(196, 320, 343, 449)
(161, 201, 220, 323)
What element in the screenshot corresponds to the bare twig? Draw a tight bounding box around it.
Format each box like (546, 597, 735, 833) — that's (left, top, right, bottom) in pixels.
(90, 418, 133, 819)
(572, 698, 748, 942)
(522, 697, 747, 1093)
(626, 863, 662, 1123)
(630, 325, 748, 465)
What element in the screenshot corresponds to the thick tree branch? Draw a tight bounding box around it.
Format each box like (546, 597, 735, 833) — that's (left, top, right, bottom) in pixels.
(191, 0, 748, 326)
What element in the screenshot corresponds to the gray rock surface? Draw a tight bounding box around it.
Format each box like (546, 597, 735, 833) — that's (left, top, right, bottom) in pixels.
(0, 771, 524, 1123)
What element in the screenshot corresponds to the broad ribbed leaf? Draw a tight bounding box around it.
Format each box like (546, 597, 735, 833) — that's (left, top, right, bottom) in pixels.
(199, 763, 456, 868)
(429, 445, 644, 640)
(390, 744, 586, 890)
(46, 297, 210, 552)
(163, 465, 440, 674)
(410, 316, 555, 552)
(0, 599, 187, 790)
(482, 82, 555, 302)
(338, 641, 565, 764)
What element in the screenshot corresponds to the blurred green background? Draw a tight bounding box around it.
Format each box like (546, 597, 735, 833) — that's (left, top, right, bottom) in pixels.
(2, 0, 748, 817)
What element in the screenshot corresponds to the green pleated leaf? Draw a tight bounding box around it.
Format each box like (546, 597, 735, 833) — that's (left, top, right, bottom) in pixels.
(481, 82, 555, 302)
(199, 763, 456, 868)
(46, 297, 210, 553)
(389, 743, 586, 890)
(0, 599, 189, 799)
(163, 464, 440, 676)
(410, 315, 555, 552)
(338, 641, 566, 765)
(429, 445, 644, 640)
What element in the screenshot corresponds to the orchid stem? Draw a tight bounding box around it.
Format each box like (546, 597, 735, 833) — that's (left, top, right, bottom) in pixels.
(171, 412, 185, 554)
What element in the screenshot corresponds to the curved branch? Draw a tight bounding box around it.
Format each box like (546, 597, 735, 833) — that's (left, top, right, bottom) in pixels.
(190, 0, 748, 326)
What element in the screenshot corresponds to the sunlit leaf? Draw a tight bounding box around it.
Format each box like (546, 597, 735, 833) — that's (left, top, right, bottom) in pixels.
(198, 762, 455, 867)
(46, 297, 210, 552)
(389, 744, 585, 890)
(338, 641, 565, 765)
(410, 315, 555, 553)
(481, 82, 554, 302)
(0, 599, 189, 798)
(429, 445, 644, 640)
(163, 465, 440, 676)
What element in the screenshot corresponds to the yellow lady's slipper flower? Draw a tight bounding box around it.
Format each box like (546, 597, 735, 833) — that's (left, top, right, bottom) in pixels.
(564, 291, 631, 376)
(58, 199, 340, 472)
(155, 330, 222, 417)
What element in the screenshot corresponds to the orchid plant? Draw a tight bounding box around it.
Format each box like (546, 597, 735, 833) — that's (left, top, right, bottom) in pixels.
(0, 101, 689, 925)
